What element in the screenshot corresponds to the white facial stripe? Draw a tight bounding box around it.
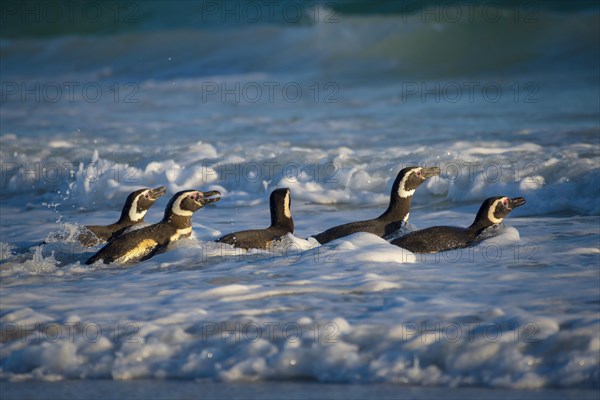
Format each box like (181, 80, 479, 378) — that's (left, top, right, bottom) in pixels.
(170, 226, 192, 242)
(172, 193, 194, 216)
(487, 198, 506, 224)
(283, 191, 291, 218)
(128, 190, 149, 222)
(398, 168, 421, 198)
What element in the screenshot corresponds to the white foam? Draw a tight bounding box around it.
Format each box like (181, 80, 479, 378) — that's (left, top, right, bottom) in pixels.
(330, 233, 416, 264)
(1, 138, 598, 217)
(1, 64, 599, 388)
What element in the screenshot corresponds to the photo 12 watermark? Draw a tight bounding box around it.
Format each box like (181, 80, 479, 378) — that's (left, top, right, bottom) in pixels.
(1, 236, 539, 269)
(1, 161, 140, 188)
(0, 319, 542, 346)
(196, 240, 341, 265)
(399, 1, 541, 24)
(199, 81, 339, 104)
(198, 1, 339, 24)
(201, 161, 339, 184)
(412, 241, 540, 264)
(1, 81, 140, 104)
(1, 321, 140, 344)
(399, 81, 540, 104)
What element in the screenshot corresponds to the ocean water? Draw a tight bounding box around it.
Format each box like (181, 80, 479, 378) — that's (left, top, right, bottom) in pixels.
(1, 1, 599, 395)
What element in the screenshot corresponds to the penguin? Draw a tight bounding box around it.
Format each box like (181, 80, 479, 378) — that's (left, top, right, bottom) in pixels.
(216, 188, 294, 250)
(86, 190, 221, 264)
(391, 196, 526, 254)
(78, 186, 167, 246)
(311, 166, 440, 244)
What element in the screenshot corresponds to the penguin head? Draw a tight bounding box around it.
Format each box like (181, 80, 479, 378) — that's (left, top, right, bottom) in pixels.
(394, 166, 440, 199)
(124, 186, 167, 222)
(270, 187, 294, 231)
(475, 196, 526, 226)
(167, 190, 222, 217)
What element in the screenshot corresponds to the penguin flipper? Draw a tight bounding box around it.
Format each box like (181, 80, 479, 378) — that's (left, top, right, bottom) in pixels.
(78, 230, 103, 247)
(105, 226, 130, 243)
(216, 233, 239, 246)
(85, 242, 120, 264)
(85, 250, 108, 265)
(313, 220, 375, 245)
(114, 239, 160, 264)
(86, 236, 159, 265)
(80, 225, 119, 247)
(216, 230, 272, 250)
(139, 243, 169, 262)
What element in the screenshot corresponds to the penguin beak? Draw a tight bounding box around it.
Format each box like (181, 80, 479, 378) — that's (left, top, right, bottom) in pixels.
(422, 167, 441, 179)
(148, 186, 167, 200)
(195, 190, 221, 206)
(509, 197, 526, 209)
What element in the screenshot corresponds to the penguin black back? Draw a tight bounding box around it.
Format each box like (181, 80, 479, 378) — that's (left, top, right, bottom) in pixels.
(86, 189, 221, 264)
(216, 188, 294, 249)
(79, 186, 166, 246)
(391, 196, 526, 254)
(311, 166, 440, 244)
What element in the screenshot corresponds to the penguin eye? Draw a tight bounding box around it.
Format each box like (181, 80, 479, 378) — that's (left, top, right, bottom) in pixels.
(502, 198, 509, 206)
(415, 170, 422, 177)
(144, 193, 150, 199)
